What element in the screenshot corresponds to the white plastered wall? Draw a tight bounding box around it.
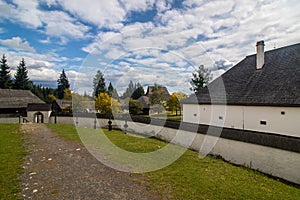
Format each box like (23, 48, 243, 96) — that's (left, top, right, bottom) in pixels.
(27, 111, 52, 123)
(183, 104, 300, 138)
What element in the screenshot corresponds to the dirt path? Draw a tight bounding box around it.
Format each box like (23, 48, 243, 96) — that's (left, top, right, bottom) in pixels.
(19, 124, 161, 200)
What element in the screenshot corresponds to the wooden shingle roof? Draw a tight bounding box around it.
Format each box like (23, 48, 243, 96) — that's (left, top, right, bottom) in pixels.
(53, 99, 72, 110)
(0, 89, 45, 109)
(145, 86, 171, 100)
(182, 43, 300, 106)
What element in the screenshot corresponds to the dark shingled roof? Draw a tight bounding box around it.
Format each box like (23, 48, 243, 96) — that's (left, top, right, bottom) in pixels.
(0, 89, 45, 108)
(27, 103, 51, 111)
(53, 99, 72, 110)
(182, 43, 300, 106)
(145, 86, 171, 100)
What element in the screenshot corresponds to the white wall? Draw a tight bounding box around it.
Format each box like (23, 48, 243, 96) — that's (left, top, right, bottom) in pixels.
(183, 104, 300, 138)
(122, 121, 300, 185)
(244, 106, 300, 137)
(0, 117, 20, 123)
(27, 111, 52, 123)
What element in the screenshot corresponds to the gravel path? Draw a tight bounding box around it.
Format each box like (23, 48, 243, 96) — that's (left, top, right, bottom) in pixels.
(19, 124, 161, 200)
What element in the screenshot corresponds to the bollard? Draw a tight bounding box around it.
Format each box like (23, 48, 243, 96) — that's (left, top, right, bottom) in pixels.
(124, 120, 128, 134)
(94, 118, 97, 129)
(108, 118, 112, 131)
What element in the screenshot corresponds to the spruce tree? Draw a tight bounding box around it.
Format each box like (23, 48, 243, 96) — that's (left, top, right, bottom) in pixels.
(93, 70, 106, 97)
(122, 80, 135, 98)
(190, 65, 212, 93)
(57, 69, 70, 99)
(107, 82, 114, 97)
(0, 54, 12, 89)
(131, 82, 144, 99)
(107, 82, 119, 99)
(14, 58, 31, 90)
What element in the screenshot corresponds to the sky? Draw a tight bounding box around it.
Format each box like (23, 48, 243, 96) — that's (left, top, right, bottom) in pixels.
(0, 0, 299, 95)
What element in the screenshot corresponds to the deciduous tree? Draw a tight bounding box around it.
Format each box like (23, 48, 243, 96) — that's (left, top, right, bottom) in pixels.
(129, 99, 144, 115)
(167, 92, 187, 115)
(95, 92, 120, 114)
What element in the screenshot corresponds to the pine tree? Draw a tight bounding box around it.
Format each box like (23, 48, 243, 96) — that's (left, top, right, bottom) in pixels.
(131, 82, 144, 99)
(57, 69, 70, 99)
(122, 80, 135, 98)
(190, 65, 212, 93)
(14, 58, 31, 90)
(107, 82, 114, 97)
(93, 70, 106, 97)
(0, 54, 12, 89)
(107, 82, 119, 99)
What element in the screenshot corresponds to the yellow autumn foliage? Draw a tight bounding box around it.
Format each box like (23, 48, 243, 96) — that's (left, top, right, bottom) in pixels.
(95, 92, 121, 114)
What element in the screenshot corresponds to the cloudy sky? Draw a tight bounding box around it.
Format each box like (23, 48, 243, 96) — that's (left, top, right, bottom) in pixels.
(0, 0, 299, 95)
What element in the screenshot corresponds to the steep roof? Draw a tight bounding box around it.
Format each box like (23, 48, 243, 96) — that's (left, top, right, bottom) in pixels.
(53, 99, 72, 110)
(0, 89, 45, 109)
(182, 43, 300, 106)
(27, 103, 51, 111)
(138, 96, 150, 108)
(145, 85, 171, 100)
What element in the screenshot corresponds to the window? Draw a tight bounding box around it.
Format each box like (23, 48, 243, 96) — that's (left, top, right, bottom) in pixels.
(194, 114, 197, 117)
(260, 120, 267, 125)
(281, 111, 285, 115)
(219, 116, 223, 120)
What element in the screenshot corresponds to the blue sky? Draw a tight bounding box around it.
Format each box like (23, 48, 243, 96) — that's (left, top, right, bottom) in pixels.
(0, 0, 299, 95)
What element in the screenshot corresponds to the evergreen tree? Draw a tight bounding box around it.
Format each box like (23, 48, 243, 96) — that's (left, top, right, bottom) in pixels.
(131, 82, 144, 99)
(57, 69, 70, 99)
(107, 82, 114, 97)
(107, 82, 119, 99)
(93, 70, 106, 97)
(190, 65, 212, 93)
(14, 58, 31, 90)
(112, 88, 119, 99)
(0, 54, 12, 89)
(122, 80, 135, 98)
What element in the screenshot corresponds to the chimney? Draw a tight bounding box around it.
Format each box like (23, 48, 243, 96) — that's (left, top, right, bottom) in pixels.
(256, 40, 265, 69)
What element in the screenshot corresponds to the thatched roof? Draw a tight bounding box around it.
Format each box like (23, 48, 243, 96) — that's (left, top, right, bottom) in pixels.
(0, 89, 45, 109)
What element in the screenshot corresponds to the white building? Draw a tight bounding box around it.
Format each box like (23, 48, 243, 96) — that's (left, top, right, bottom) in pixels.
(182, 41, 300, 138)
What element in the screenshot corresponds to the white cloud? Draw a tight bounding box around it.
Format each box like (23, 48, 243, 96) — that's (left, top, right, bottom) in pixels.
(0, 37, 35, 52)
(0, 0, 44, 28)
(156, 0, 172, 13)
(57, 0, 126, 28)
(121, 0, 155, 12)
(38, 37, 51, 44)
(1, 0, 299, 94)
(41, 11, 91, 40)
(0, 0, 91, 42)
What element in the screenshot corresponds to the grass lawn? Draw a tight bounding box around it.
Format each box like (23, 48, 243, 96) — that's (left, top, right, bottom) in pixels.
(46, 124, 300, 199)
(0, 124, 26, 200)
(142, 113, 182, 121)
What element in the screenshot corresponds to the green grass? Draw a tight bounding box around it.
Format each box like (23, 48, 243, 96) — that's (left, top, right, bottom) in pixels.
(46, 124, 300, 199)
(0, 124, 26, 200)
(144, 113, 182, 121)
(47, 124, 81, 142)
